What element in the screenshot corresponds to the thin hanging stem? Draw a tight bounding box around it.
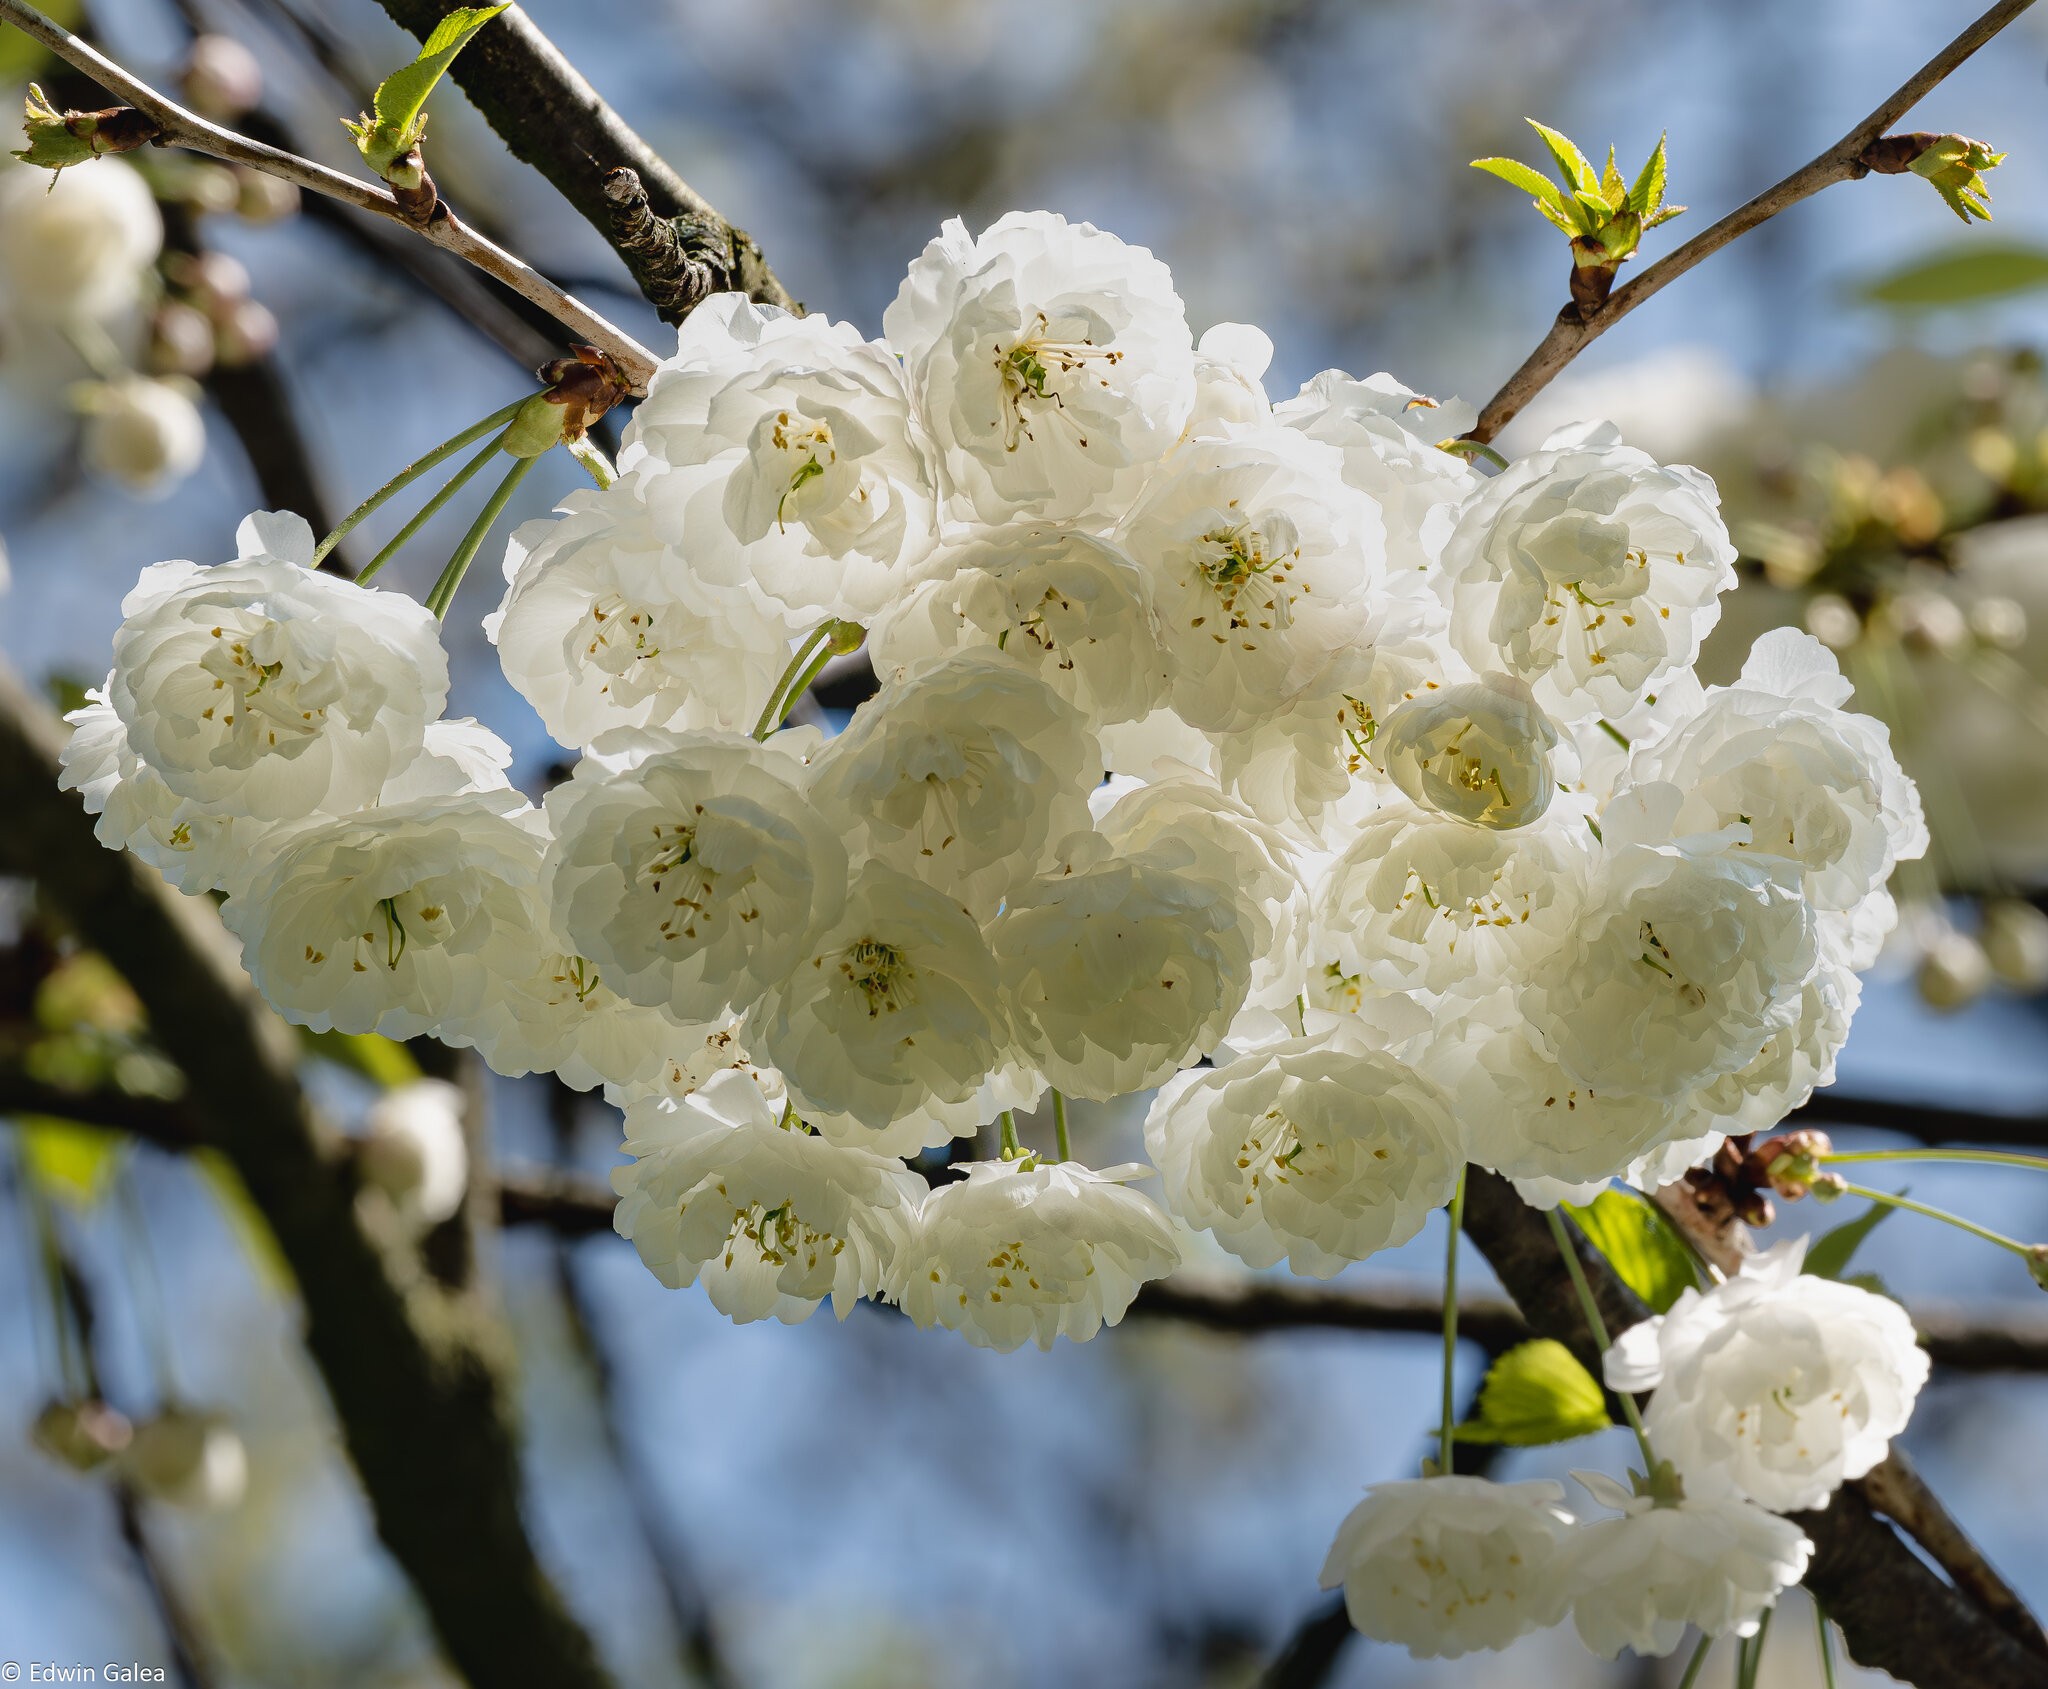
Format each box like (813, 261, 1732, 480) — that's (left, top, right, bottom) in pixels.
(998, 1111, 1022, 1159)
(1546, 1207, 1657, 1471)
(1737, 1606, 1775, 1689)
(1815, 1599, 1839, 1689)
(1832, 1180, 2036, 1260)
(1052, 1091, 1071, 1163)
(20, 1168, 87, 1399)
(426, 453, 539, 619)
(751, 622, 837, 740)
(314, 398, 526, 567)
(1438, 1169, 1467, 1476)
(115, 1167, 179, 1404)
(1826, 1147, 2048, 1174)
(1675, 1632, 1713, 1689)
(357, 427, 511, 584)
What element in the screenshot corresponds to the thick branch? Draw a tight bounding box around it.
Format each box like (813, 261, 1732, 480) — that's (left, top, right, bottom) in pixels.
(1469, 0, 2039, 441)
(1463, 1169, 2048, 1688)
(372, 1, 795, 317)
(0, 0, 658, 389)
(0, 667, 614, 1689)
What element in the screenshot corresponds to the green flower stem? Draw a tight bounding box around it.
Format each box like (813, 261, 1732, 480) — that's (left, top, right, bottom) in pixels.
(425, 451, 537, 619)
(1832, 1180, 2035, 1259)
(1737, 1605, 1774, 1689)
(998, 1111, 1022, 1159)
(1826, 1147, 2048, 1174)
(1816, 1599, 1839, 1689)
(1675, 1632, 1713, 1689)
(1052, 1090, 1071, 1163)
(751, 622, 834, 741)
(1545, 1207, 1657, 1471)
(314, 397, 526, 567)
(1438, 1168, 1467, 1476)
(357, 425, 511, 584)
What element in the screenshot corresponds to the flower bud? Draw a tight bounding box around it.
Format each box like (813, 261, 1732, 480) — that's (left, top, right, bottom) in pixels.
(78, 377, 207, 496)
(214, 299, 279, 368)
(119, 1409, 247, 1510)
(359, 1078, 469, 1226)
(1892, 589, 1968, 655)
(148, 299, 216, 379)
(14, 85, 160, 173)
(169, 249, 251, 316)
(2028, 1244, 2048, 1293)
(31, 1397, 131, 1472)
(1982, 900, 2048, 991)
(501, 390, 569, 458)
(1378, 674, 1560, 830)
(233, 167, 300, 224)
(181, 35, 264, 123)
(1804, 593, 1862, 651)
(1969, 595, 2027, 651)
(1916, 927, 1992, 1012)
(1754, 1129, 1831, 1198)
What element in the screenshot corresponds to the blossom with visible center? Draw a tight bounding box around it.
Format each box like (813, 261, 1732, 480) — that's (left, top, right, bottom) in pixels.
(891, 1157, 1180, 1351)
(1377, 673, 1563, 830)
(884, 210, 1196, 525)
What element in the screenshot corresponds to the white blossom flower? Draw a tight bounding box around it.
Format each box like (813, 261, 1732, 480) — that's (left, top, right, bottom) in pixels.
(1318, 1477, 1575, 1658)
(869, 525, 1174, 726)
(1115, 425, 1383, 733)
(1181, 321, 1275, 440)
(1144, 1028, 1458, 1274)
(747, 862, 1009, 1136)
(359, 1078, 469, 1226)
(106, 512, 449, 820)
(62, 690, 508, 898)
(543, 728, 848, 1023)
(487, 473, 791, 750)
(1621, 628, 1927, 909)
(79, 376, 206, 495)
(1376, 673, 1563, 829)
(1276, 370, 1480, 569)
(1424, 990, 1689, 1185)
(627, 294, 939, 620)
(1314, 801, 1592, 1001)
(1605, 1239, 1931, 1513)
(1567, 1471, 1812, 1659)
(891, 1157, 1180, 1351)
(805, 652, 1098, 915)
(989, 855, 1252, 1099)
(0, 157, 162, 323)
(220, 792, 545, 1042)
(1695, 961, 1859, 1140)
(884, 210, 1196, 524)
(1440, 421, 1737, 719)
(1095, 773, 1309, 1013)
(614, 1069, 922, 1323)
(1533, 786, 1817, 1103)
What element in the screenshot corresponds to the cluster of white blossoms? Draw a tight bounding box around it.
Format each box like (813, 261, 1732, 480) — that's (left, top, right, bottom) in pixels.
(63, 210, 1933, 1663)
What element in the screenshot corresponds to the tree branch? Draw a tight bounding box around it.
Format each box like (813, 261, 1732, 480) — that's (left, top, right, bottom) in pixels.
(1463, 1168, 2048, 1688)
(370, 0, 796, 318)
(0, 665, 615, 1689)
(1468, 0, 2040, 442)
(0, 0, 658, 390)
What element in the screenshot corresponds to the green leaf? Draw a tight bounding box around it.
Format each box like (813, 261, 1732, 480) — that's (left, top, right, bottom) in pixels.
(1471, 156, 1570, 214)
(1855, 242, 2048, 309)
(18, 1119, 124, 1208)
(355, 4, 507, 168)
(1627, 134, 1668, 216)
(1599, 144, 1625, 206)
(1453, 1338, 1612, 1446)
(301, 1028, 421, 1089)
(1567, 1190, 1699, 1314)
(1527, 120, 1598, 193)
(1804, 1197, 1897, 1280)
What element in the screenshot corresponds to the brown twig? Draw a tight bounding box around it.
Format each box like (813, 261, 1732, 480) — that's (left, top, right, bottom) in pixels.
(0, 0, 658, 391)
(371, 0, 796, 317)
(1467, 0, 2041, 442)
